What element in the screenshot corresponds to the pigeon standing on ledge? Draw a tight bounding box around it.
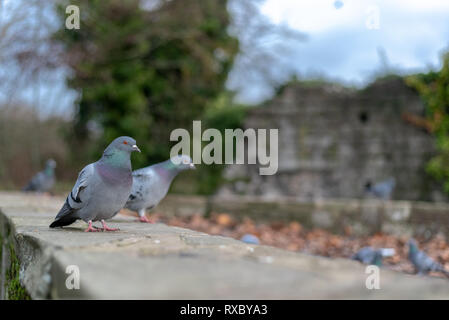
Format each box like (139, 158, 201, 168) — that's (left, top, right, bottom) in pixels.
(365, 177, 396, 200)
(352, 246, 395, 266)
(408, 238, 449, 277)
(23, 159, 57, 193)
(49, 137, 141, 232)
(125, 155, 195, 223)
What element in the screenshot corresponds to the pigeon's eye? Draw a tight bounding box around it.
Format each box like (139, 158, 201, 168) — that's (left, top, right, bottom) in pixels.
(123, 141, 128, 145)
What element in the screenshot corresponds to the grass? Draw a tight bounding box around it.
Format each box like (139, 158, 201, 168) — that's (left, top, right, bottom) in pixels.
(0, 224, 31, 300)
(5, 243, 31, 300)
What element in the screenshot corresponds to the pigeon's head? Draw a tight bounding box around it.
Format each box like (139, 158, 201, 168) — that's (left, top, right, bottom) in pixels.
(106, 136, 141, 154)
(169, 155, 195, 171)
(408, 238, 419, 254)
(46, 159, 57, 169)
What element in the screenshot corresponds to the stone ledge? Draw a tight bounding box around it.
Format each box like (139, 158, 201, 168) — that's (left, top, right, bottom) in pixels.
(1, 192, 449, 299)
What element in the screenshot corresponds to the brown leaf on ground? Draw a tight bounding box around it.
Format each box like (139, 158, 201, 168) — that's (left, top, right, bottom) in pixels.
(152, 213, 449, 280)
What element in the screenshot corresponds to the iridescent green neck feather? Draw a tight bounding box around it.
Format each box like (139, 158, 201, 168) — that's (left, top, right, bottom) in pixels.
(44, 166, 54, 176)
(409, 243, 418, 255)
(162, 159, 179, 171)
(102, 148, 131, 168)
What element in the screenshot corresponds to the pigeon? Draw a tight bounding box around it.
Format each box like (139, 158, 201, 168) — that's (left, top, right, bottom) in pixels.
(49, 136, 141, 232)
(352, 246, 395, 266)
(408, 238, 449, 277)
(365, 177, 396, 200)
(125, 155, 195, 223)
(23, 159, 57, 192)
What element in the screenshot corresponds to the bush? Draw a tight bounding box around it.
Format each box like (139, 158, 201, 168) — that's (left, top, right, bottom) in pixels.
(407, 52, 449, 192)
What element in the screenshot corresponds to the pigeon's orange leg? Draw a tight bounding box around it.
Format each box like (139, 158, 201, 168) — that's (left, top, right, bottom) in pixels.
(84, 220, 100, 232)
(139, 215, 153, 223)
(101, 219, 120, 231)
(137, 209, 153, 223)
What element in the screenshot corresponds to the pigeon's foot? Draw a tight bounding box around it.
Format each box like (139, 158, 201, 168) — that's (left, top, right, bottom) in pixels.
(138, 215, 153, 223)
(100, 220, 120, 231)
(84, 221, 100, 232)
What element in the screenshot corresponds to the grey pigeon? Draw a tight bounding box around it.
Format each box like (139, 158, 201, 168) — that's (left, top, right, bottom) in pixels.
(23, 159, 57, 192)
(365, 177, 396, 200)
(408, 239, 449, 277)
(49, 137, 141, 232)
(125, 155, 195, 223)
(352, 246, 395, 266)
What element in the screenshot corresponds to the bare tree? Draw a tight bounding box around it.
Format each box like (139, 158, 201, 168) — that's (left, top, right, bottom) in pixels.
(227, 0, 306, 103)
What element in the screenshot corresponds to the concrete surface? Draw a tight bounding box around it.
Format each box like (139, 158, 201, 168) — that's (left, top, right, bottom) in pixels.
(1, 192, 449, 299)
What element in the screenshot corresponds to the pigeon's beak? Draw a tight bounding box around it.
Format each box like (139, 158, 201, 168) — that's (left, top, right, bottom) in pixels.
(132, 145, 141, 153)
(189, 163, 196, 170)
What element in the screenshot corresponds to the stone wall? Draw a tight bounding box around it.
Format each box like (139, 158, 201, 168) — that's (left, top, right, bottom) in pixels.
(209, 195, 449, 240)
(219, 76, 446, 201)
(157, 194, 449, 240)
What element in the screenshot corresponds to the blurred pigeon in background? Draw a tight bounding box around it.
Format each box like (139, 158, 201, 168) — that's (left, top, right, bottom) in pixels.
(352, 246, 395, 266)
(49, 137, 141, 232)
(240, 234, 260, 245)
(125, 155, 195, 223)
(23, 159, 57, 193)
(365, 177, 396, 200)
(408, 238, 449, 277)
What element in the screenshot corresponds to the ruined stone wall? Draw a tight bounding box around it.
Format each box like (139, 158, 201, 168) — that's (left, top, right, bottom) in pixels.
(219, 77, 446, 201)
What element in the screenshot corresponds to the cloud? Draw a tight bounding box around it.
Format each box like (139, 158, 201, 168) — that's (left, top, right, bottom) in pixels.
(231, 0, 449, 103)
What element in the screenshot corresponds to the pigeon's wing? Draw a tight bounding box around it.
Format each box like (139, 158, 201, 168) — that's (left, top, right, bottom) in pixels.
(67, 164, 95, 209)
(54, 164, 95, 220)
(415, 251, 436, 272)
(421, 253, 445, 272)
(50, 164, 95, 228)
(23, 171, 44, 191)
(372, 182, 387, 198)
(126, 168, 154, 206)
(132, 165, 155, 177)
(376, 180, 395, 199)
(354, 247, 376, 264)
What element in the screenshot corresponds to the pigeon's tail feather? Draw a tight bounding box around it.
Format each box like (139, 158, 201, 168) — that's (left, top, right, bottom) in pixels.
(49, 199, 78, 228)
(436, 265, 449, 278)
(441, 269, 449, 278)
(49, 215, 78, 228)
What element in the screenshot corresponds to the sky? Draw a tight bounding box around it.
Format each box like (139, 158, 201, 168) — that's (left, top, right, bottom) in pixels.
(1, 0, 449, 114)
(229, 0, 449, 103)
(263, 0, 449, 77)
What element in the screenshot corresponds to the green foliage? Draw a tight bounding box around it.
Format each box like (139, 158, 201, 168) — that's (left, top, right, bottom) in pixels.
(5, 243, 31, 300)
(54, 0, 238, 169)
(0, 212, 29, 299)
(407, 52, 449, 192)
